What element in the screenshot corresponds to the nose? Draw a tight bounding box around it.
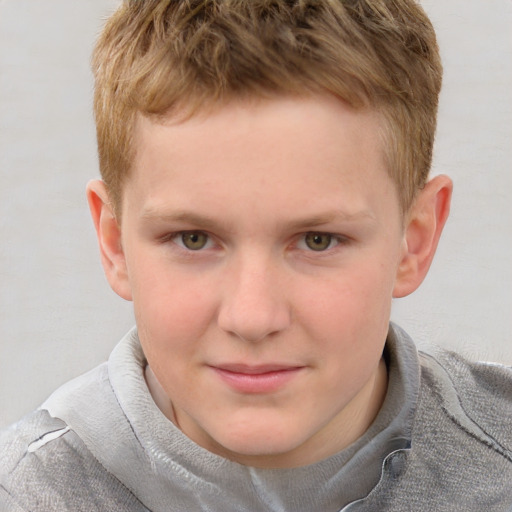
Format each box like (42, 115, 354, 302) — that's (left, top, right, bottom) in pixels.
(217, 256, 291, 343)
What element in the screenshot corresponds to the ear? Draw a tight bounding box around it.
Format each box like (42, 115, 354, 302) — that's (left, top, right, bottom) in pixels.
(393, 175, 453, 298)
(86, 180, 133, 301)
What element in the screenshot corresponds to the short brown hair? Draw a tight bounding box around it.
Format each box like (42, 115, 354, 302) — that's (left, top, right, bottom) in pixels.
(92, 0, 442, 214)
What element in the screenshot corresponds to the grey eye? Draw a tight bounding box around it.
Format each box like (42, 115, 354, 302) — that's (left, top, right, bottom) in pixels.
(181, 232, 209, 250)
(304, 233, 332, 251)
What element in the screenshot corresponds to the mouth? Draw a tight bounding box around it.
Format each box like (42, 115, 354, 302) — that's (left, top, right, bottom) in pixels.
(209, 364, 305, 394)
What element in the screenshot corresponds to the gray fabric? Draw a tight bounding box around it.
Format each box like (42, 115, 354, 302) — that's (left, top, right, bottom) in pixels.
(0, 409, 149, 511)
(1, 324, 512, 511)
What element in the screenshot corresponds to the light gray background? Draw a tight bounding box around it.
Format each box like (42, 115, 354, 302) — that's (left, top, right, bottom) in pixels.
(1, 1, 511, 428)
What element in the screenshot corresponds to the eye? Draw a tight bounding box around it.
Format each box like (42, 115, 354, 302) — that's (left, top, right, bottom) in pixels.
(301, 232, 338, 252)
(174, 231, 211, 251)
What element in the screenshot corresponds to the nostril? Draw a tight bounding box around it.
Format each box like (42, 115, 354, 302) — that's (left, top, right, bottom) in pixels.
(218, 302, 291, 343)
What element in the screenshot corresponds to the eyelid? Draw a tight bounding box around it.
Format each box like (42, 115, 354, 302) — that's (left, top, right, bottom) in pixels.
(159, 230, 349, 253)
(166, 230, 216, 250)
(295, 232, 348, 252)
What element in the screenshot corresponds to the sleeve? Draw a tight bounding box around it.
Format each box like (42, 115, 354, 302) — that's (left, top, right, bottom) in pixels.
(0, 486, 27, 512)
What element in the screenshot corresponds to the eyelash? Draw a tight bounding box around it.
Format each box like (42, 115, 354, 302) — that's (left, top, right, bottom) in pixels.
(162, 230, 349, 254)
(296, 232, 346, 252)
(165, 231, 215, 251)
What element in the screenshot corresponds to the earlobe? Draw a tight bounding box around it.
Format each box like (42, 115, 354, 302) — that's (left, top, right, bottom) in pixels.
(393, 175, 453, 298)
(86, 180, 133, 301)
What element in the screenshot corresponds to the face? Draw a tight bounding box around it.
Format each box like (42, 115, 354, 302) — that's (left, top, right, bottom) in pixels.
(116, 95, 408, 468)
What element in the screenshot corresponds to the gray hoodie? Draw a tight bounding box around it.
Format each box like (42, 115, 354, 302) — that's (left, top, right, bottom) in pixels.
(1, 324, 512, 511)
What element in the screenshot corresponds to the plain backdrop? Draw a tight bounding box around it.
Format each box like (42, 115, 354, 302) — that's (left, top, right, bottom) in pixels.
(1, 0, 511, 428)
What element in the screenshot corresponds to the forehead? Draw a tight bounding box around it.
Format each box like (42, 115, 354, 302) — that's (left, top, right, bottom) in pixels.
(125, 94, 398, 224)
(136, 93, 382, 143)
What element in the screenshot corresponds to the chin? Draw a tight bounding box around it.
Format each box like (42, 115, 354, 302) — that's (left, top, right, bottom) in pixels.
(207, 419, 311, 466)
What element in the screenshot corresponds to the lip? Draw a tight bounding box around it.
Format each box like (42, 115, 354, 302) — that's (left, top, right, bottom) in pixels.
(209, 364, 305, 394)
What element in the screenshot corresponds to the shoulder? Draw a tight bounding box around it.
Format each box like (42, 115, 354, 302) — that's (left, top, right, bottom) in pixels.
(418, 348, 512, 456)
(363, 346, 512, 510)
(0, 409, 68, 488)
(0, 392, 148, 511)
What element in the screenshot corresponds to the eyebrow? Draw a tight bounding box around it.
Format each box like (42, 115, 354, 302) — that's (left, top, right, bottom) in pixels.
(285, 210, 377, 230)
(140, 209, 229, 231)
(140, 208, 376, 231)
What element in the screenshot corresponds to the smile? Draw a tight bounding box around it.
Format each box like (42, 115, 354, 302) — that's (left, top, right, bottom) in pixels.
(210, 364, 305, 394)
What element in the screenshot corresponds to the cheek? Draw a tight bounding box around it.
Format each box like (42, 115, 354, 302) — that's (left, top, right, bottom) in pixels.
(133, 278, 214, 397)
(298, 264, 394, 330)
(131, 265, 219, 352)
(293, 264, 394, 379)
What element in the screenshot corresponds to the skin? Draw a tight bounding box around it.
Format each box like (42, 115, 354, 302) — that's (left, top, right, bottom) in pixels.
(87, 94, 452, 469)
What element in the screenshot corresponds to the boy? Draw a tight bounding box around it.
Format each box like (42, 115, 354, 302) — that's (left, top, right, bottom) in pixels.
(1, 0, 511, 510)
